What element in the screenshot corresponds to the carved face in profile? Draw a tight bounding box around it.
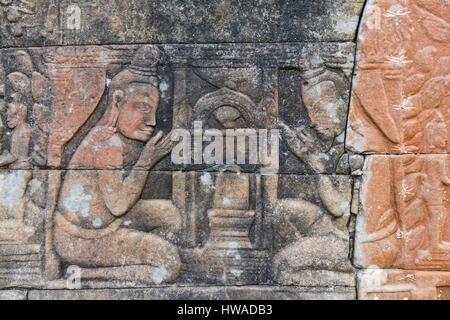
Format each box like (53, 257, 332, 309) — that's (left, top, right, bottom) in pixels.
(304, 80, 346, 143)
(6, 102, 26, 129)
(117, 83, 158, 142)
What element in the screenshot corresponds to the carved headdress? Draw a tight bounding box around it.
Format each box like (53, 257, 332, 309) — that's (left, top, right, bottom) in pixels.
(99, 45, 165, 128)
(110, 45, 165, 89)
(128, 45, 164, 77)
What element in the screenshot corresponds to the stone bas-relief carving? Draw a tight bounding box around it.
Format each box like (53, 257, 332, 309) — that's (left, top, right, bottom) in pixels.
(176, 173, 353, 287)
(272, 175, 354, 286)
(279, 63, 351, 174)
(355, 155, 450, 270)
(0, 43, 355, 173)
(0, 0, 58, 46)
(3, 0, 449, 301)
(0, 169, 354, 292)
(349, 0, 450, 302)
(11, 0, 450, 302)
(0, 43, 356, 298)
(53, 170, 182, 284)
(0, 169, 45, 287)
(0, 50, 52, 169)
(44, 46, 182, 285)
(347, 0, 450, 154)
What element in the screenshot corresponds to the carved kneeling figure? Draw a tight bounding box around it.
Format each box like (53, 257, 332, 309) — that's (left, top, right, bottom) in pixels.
(272, 176, 354, 285)
(55, 195, 181, 284)
(53, 46, 182, 284)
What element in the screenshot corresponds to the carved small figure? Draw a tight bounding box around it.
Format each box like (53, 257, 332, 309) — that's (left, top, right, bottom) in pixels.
(7, 99, 32, 168)
(0, 59, 34, 168)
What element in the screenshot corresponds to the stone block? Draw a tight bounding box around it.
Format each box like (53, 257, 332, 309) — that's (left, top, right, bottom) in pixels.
(358, 269, 450, 300)
(28, 285, 356, 300)
(347, 0, 450, 154)
(0, 1, 365, 48)
(0, 43, 355, 174)
(355, 155, 450, 270)
(0, 290, 27, 300)
(0, 169, 354, 290)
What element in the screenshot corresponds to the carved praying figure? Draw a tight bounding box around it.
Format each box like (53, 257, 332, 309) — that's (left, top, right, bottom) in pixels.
(279, 58, 349, 173)
(54, 46, 182, 284)
(0, 69, 34, 168)
(0, 51, 52, 168)
(272, 59, 353, 284)
(5, 95, 32, 169)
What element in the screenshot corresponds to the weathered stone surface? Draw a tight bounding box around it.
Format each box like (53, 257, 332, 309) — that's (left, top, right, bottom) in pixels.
(0, 43, 355, 173)
(0, 169, 45, 288)
(10, 0, 450, 301)
(1, 0, 365, 48)
(0, 169, 354, 291)
(355, 155, 450, 270)
(0, 1, 360, 295)
(347, 0, 450, 154)
(28, 285, 355, 300)
(358, 269, 450, 300)
(0, 289, 27, 300)
(0, 0, 59, 47)
(346, 0, 450, 301)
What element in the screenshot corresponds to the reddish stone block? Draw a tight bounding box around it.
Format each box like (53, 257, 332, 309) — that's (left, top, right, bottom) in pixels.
(355, 155, 450, 270)
(347, 0, 450, 154)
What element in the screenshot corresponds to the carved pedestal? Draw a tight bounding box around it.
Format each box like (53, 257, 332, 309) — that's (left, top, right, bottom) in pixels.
(202, 209, 269, 285)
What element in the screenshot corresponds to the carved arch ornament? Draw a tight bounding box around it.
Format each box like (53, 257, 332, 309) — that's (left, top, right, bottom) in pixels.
(192, 88, 258, 128)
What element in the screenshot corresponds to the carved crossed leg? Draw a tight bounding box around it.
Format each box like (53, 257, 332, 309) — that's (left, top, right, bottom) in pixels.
(124, 199, 182, 243)
(54, 218, 181, 284)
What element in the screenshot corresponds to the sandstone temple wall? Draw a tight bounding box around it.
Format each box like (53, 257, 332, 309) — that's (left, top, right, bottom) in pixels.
(0, 0, 448, 300)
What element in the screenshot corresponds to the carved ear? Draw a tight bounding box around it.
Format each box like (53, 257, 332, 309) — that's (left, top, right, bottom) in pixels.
(106, 90, 124, 130)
